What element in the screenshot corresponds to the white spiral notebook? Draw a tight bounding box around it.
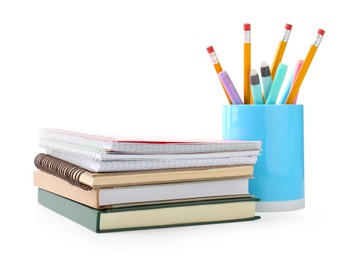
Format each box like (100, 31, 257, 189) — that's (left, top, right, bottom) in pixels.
(46, 149, 258, 172)
(39, 128, 262, 154)
(39, 139, 261, 161)
(38, 128, 261, 172)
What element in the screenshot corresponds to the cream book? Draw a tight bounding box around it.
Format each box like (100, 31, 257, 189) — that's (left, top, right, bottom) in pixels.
(34, 169, 252, 209)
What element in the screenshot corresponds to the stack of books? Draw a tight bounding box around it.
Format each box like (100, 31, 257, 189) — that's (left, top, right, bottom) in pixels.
(33, 128, 262, 233)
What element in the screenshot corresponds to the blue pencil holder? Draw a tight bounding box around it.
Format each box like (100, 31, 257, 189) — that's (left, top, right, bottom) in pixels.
(222, 105, 304, 212)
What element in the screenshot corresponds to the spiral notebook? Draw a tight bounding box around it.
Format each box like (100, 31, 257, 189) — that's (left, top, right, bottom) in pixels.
(34, 153, 255, 189)
(39, 139, 260, 161)
(39, 128, 262, 154)
(46, 149, 258, 172)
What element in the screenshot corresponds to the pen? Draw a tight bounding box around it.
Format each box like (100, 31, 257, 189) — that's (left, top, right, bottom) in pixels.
(260, 61, 272, 100)
(244, 23, 252, 104)
(218, 71, 243, 104)
(250, 69, 264, 104)
(206, 46, 233, 104)
(266, 63, 288, 104)
(286, 29, 325, 104)
(271, 24, 292, 79)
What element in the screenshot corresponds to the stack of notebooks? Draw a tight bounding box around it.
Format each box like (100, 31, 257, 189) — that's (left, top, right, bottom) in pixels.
(33, 128, 262, 233)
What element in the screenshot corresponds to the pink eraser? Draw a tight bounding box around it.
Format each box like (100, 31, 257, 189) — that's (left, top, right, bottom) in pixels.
(318, 29, 325, 35)
(285, 24, 292, 30)
(206, 46, 214, 53)
(244, 23, 251, 31)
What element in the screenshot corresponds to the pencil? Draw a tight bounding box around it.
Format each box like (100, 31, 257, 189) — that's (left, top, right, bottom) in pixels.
(271, 24, 292, 79)
(285, 29, 325, 104)
(244, 23, 251, 104)
(206, 46, 233, 104)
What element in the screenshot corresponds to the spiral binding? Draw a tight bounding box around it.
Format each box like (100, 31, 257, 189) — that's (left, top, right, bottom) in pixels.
(34, 153, 92, 191)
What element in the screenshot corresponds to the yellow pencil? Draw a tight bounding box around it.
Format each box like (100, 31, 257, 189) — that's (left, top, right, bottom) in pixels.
(244, 23, 251, 104)
(286, 29, 325, 104)
(206, 46, 233, 104)
(271, 24, 292, 79)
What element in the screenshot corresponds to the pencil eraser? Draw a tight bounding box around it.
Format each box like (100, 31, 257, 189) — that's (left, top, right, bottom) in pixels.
(285, 24, 292, 30)
(206, 46, 214, 53)
(244, 23, 251, 31)
(318, 29, 325, 35)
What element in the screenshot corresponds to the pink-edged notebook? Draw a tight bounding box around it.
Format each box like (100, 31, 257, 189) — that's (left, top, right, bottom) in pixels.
(38, 128, 261, 154)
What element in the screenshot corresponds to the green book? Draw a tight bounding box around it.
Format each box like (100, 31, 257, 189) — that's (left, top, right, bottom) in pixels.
(38, 189, 260, 233)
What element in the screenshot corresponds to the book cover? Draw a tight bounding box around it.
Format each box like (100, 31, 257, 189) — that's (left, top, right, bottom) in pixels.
(38, 189, 260, 233)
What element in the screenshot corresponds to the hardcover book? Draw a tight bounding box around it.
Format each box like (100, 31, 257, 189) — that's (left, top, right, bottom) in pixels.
(38, 189, 260, 233)
(34, 169, 253, 209)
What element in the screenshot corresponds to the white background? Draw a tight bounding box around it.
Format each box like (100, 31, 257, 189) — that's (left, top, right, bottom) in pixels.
(1, 0, 353, 259)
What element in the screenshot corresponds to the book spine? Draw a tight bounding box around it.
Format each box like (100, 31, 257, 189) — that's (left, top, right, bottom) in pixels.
(34, 153, 92, 190)
(38, 189, 100, 232)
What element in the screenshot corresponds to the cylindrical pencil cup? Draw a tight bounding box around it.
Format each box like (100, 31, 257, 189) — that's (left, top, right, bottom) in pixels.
(222, 105, 304, 212)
